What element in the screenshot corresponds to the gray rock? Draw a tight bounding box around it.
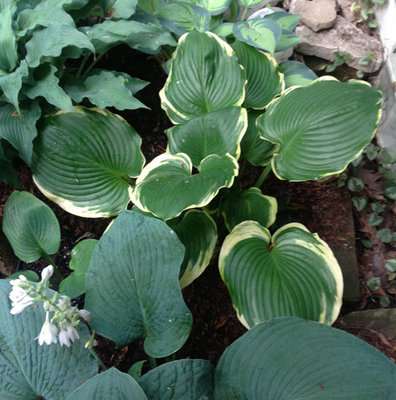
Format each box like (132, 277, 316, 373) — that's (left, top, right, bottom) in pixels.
(337, 0, 360, 23)
(295, 16, 383, 73)
(290, 0, 337, 32)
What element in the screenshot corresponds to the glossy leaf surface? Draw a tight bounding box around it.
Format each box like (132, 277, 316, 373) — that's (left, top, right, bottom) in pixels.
(279, 60, 317, 88)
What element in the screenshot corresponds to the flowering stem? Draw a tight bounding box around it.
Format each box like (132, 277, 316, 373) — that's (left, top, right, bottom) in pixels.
(88, 347, 107, 371)
(241, 6, 248, 20)
(41, 253, 63, 280)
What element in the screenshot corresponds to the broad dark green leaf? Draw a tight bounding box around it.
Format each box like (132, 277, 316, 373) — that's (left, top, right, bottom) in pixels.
(279, 60, 317, 88)
(219, 222, 343, 328)
(166, 107, 247, 167)
(3, 191, 60, 262)
(138, 359, 214, 399)
(160, 30, 245, 124)
(85, 211, 192, 356)
(0, 5, 18, 72)
(256, 79, 382, 181)
(32, 107, 145, 217)
(215, 317, 396, 399)
(131, 153, 238, 220)
(99, 0, 138, 19)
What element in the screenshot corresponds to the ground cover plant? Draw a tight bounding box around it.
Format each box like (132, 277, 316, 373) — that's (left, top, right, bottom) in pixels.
(1, 0, 396, 398)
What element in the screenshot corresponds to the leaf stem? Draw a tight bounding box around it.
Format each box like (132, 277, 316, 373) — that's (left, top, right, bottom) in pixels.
(241, 7, 248, 21)
(82, 53, 105, 79)
(255, 163, 272, 188)
(41, 252, 63, 280)
(76, 53, 91, 78)
(149, 356, 157, 369)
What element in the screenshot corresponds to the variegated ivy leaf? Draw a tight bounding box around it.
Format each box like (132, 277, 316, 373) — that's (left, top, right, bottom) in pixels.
(0, 5, 18, 72)
(279, 61, 317, 88)
(219, 222, 343, 328)
(233, 19, 281, 54)
(160, 30, 245, 124)
(131, 153, 239, 220)
(256, 78, 382, 181)
(25, 24, 94, 68)
(32, 107, 145, 217)
(99, 0, 138, 19)
(166, 107, 247, 167)
(232, 40, 283, 109)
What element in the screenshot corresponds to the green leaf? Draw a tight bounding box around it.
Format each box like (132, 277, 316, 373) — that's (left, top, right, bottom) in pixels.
(160, 30, 245, 124)
(347, 177, 365, 192)
(221, 187, 277, 231)
(59, 239, 97, 298)
(0, 280, 97, 400)
(366, 276, 381, 291)
(194, 0, 232, 14)
(351, 196, 367, 211)
(25, 24, 94, 68)
(166, 107, 247, 167)
(240, 109, 276, 166)
(256, 79, 382, 181)
(6, 269, 39, 281)
(138, 359, 214, 399)
(32, 107, 145, 217)
(0, 5, 18, 72)
(66, 368, 147, 400)
(219, 222, 343, 328)
(377, 228, 392, 243)
(385, 186, 396, 200)
(385, 259, 396, 273)
(232, 19, 281, 54)
(231, 40, 283, 109)
(212, 22, 234, 38)
(371, 202, 385, 213)
(368, 213, 383, 226)
(362, 239, 375, 248)
(215, 317, 396, 399)
(168, 210, 217, 289)
(85, 211, 192, 356)
(278, 60, 317, 88)
(275, 30, 300, 52)
(238, 0, 265, 8)
(99, 0, 138, 19)
(128, 361, 146, 380)
(131, 153, 238, 220)
(0, 101, 41, 164)
(66, 70, 147, 111)
(0, 144, 20, 187)
(2, 191, 60, 262)
(264, 10, 300, 31)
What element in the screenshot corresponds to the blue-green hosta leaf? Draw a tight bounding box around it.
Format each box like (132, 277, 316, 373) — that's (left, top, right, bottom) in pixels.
(23, 64, 74, 112)
(264, 10, 299, 31)
(80, 20, 176, 54)
(221, 187, 277, 231)
(219, 222, 343, 328)
(233, 19, 281, 54)
(3, 191, 60, 262)
(168, 210, 217, 289)
(232, 40, 283, 109)
(85, 211, 192, 356)
(0, 6, 18, 72)
(59, 239, 97, 299)
(278, 60, 318, 88)
(0, 102, 40, 164)
(256, 78, 382, 181)
(215, 317, 396, 399)
(240, 109, 276, 166)
(155, 2, 211, 35)
(66, 368, 147, 400)
(65, 70, 147, 111)
(0, 0, 13, 11)
(138, 359, 214, 399)
(160, 30, 245, 124)
(25, 24, 94, 68)
(99, 0, 138, 19)
(131, 153, 239, 220)
(0, 281, 97, 400)
(32, 107, 145, 217)
(166, 107, 247, 167)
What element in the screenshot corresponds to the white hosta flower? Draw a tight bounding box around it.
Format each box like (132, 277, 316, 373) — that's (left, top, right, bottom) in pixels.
(41, 265, 54, 283)
(37, 313, 58, 346)
(59, 321, 80, 347)
(78, 309, 90, 322)
(9, 279, 34, 315)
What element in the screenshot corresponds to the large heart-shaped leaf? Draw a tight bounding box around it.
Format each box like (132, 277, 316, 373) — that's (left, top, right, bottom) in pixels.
(194, 0, 231, 14)
(166, 107, 247, 167)
(2, 191, 60, 262)
(168, 210, 217, 289)
(0, 5, 18, 72)
(32, 107, 145, 217)
(84, 211, 192, 357)
(215, 317, 396, 399)
(138, 359, 214, 399)
(160, 30, 245, 124)
(219, 222, 343, 328)
(0, 280, 97, 400)
(232, 40, 283, 109)
(66, 368, 147, 400)
(131, 153, 238, 220)
(257, 79, 382, 181)
(279, 60, 318, 88)
(99, 0, 138, 19)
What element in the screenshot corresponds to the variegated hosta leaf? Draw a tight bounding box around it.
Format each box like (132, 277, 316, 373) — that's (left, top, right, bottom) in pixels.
(240, 110, 276, 166)
(215, 317, 396, 400)
(264, 11, 300, 31)
(256, 78, 382, 181)
(232, 40, 283, 109)
(194, 0, 232, 15)
(279, 60, 317, 88)
(32, 107, 145, 218)
(131, 153, 239, 220)
(166, 107, 247, 167)
(25, 24, 94, 68)
(221, 187, 277, 231)
(160, 30, 245, 124)
(168, 210, 217, 289)
(0, 101, 40, 164)
(232, 19, 281, 54)
(212, 22, 234, 38)
(0, 5, 18, 72)
(238, 0, 265, 8)
(85, 211, 192, 357)
(99, 0, 138, 19)
(219, 222, 343, 328)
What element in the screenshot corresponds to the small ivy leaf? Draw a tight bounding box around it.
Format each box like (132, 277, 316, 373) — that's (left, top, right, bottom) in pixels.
(380, 295, 390, 308)
(361, 239, 375, 248)
(385, 186, 396, 200)
(352, 196, 367, 211)
(388, 273, 396, 281)
(347, 177, 364, 192)
(376, 228, 392, 243)
(385, 259, 396, 273)
(366, 277, 381, 291)
(371, 202, 385, 213)
(337, 173, 348, 187)
(367, 213, 383, 226)
(364, 143, 380, 160)
(351, 154, 363, 167)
